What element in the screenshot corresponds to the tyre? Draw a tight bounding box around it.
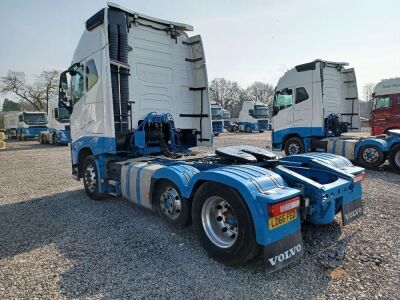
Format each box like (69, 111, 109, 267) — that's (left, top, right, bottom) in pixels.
(227, 126, 234, 133)
(388, 144, 400, 173)
(214, 133, 220, 137)
(153, 180, 190, 229)
(284, 137, 305, 156)
(358, 145, 385, 168)
(245, 125, 252, 133)
(192, 182, 259, 265)
(82, 156, 108, 200)
(259, 130, 265, 133)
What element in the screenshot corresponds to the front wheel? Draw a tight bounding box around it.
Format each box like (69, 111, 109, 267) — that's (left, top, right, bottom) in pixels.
(358, 145, 385, 168)
(284, 137, 305, 156)
(153, 180, 190, 229)
(388, 144, 400, 173)
(192, 182, 259, 265)
(82, 156, 108, 200)
(245, 125, 252, 133)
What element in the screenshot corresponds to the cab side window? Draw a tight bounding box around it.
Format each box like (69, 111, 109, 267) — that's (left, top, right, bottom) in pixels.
(295, 87, 309, 104)
(86, 59, 98, 91)
(19, 115, 23, 122)
(275, 89, 293, 110)
(71, 66, 84, 104)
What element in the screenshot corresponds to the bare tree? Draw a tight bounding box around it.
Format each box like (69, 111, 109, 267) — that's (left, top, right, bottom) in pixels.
(245, 82, 274, 105)
(209, 78, 244, 117)
(363, 83, 375, 103)
(0, 70, 59, 112)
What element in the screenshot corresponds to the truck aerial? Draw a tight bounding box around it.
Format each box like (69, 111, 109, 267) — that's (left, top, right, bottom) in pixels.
(4, 111, 47, 140)
(271, 59, 400, 172)
(238, 101, 269, 133)
(210, 102, 224, 136)
(38, 96, 72, 145)
(370, 78, 400, 135)
(59, 4, 365, 272)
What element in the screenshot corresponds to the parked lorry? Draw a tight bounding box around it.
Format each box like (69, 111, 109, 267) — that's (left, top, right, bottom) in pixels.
(59, 4, 365, 272)
(271, 59, 400, 172)
(211, 102, 224, 136)
(38, 96, 71, 145)
(222, 109, 231, 128)
(238, 101, 269, 133)
(4, 111, 47, 140)
(370, 78, 400, 135)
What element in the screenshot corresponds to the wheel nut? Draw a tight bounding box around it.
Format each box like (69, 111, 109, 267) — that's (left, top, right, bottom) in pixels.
(222, 227, 227, 232)
(216, 216, 223, 221)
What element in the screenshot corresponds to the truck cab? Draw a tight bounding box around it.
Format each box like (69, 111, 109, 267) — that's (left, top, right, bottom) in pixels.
(222, 109, 231, 128)
(238, 101, 269, 133)
(211, 102, 224, 135)
(5, 111, 48, 140)
(370, 78, 400, 135)
(38, 96, 72, 144)
(272, 59, 360, 155)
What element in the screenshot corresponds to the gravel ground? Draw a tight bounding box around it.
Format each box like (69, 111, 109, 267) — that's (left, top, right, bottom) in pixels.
(0, 133, 399, 299)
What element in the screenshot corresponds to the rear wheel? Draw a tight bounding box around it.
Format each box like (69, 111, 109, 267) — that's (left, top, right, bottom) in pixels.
(245, 125, 252, 133)
(83, 156, 108, 200)
(388, 144, 400, 173)
(358, 145, 385, 168)
(192, 182, 259, 265)
(284, 137, 305, 156)
(154, 180, 190, 229)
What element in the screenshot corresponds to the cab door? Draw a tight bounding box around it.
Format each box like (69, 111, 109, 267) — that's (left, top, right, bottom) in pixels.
(272, 88, 294, 141)
(293, 85, 312, 129)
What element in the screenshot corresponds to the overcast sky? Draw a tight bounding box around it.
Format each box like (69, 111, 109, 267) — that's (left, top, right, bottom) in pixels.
(1, 0, 399, 107)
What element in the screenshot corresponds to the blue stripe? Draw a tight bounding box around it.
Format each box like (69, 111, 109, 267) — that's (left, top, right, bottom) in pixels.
(342, 140, 347, 157)
(126, 164, 132, 201)
(331, 140, 336, 154)
(136, 165, 146, 205)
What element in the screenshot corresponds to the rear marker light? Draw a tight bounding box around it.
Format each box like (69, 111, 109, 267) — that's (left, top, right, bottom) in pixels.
(268, 196, 300, 217)
(353, 172, 365, 183)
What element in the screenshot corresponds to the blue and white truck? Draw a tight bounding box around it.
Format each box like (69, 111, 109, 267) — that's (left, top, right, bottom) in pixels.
(222, 108, 231, 129)
(238, 101, 270, 133)
(59, 4, 365, 272)
(38, 96, 71, 145)
(211, 102, 224, 136)
(271, 59, 400, 172)
(4, 111, 47, 140)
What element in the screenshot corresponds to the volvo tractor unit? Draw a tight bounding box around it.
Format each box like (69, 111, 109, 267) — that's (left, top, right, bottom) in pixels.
(271, 59, 400, 172)
(370, 78, 400, 136)
(210, 102, 224, 136)
(38, 96, 71, 145)
(59, 4, 365, 272)
(238, 101, 269, 133)
(4, 111, 47, 140)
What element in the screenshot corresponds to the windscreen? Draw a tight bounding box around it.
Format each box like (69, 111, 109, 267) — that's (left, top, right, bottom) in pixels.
(253, 105, 268, 118)
(211, 107, 223, 119)
(23, 113, 47, 125)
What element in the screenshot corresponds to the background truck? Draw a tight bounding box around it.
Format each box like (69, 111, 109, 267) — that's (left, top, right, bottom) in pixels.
(4, 111, 47, 140)
(222, 108, 231, 128)
(211, 102, 224, 136)
(271, 59, 400, 172)
(370, 78, 400, 135)
(58, 4, 365, 272)
(38, 96, 71, 145)
(238, 101, 269, 133)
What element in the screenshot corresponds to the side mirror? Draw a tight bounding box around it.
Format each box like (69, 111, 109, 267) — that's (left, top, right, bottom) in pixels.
(272, 105, 279, 117)
(249, 109, 254, 116)
(58, 71, 73, 114)
(54, 108, 59, 119)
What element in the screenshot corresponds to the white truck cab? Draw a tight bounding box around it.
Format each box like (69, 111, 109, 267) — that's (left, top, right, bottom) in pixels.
(238, 101, 269, 133)
(38, 96, 71, 144)
(4, 111, 48, 140)
(272, 59, 360, 154)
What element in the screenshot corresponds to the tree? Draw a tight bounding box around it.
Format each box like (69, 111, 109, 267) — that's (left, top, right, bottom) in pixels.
(2, 98, 21, 112)
(362, 83, 375, 103)
(245, 82, 274, 105)
(209, 78, 244, 118)
(0, 70, 59, 112)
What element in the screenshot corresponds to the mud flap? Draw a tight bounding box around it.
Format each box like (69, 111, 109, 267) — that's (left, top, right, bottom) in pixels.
(263, 231, 303, 273)
(342, 198, 363, 225)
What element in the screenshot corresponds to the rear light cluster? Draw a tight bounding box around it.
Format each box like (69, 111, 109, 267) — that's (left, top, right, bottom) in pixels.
(268, 196, 300, 217)
(353, 172, 365, 183)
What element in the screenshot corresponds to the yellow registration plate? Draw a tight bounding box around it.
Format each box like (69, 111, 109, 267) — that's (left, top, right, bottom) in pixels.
(268, 210, 297, 229)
